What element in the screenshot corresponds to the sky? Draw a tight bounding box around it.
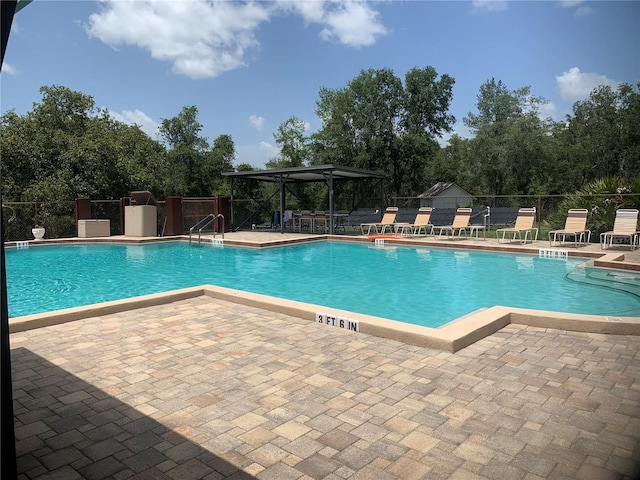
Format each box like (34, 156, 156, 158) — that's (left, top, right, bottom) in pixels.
(1, 0, 639, 169)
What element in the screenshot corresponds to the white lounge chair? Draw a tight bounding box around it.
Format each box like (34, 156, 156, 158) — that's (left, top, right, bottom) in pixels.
(360, 207, 398, 235)
(397, 207, 434, 237)
(496, 207, 538, 244)
(433, 208, 472, 239)
(549, 209, 591, 247)
(600, 208, 639, 250)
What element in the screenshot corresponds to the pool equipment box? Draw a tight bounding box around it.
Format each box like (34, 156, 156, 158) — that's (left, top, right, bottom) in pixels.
(78, 219, 110, 238)
(124, 205, 157, 237)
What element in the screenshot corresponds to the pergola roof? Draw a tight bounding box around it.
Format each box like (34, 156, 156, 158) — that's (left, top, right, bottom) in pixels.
(222, 164, 387, 183)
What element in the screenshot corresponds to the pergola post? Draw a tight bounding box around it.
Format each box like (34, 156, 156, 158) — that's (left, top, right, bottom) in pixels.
(278, 176, 285, 234)
(328, 171, 334, 234)
(380, 180, 385, 220)
(229, 178, 234, 230)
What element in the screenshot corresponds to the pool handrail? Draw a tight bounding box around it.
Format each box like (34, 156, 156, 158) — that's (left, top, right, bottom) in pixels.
(189, 214, 225, 244)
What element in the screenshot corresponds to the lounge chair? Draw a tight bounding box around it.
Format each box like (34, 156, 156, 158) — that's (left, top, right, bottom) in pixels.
(600, 208, 639, 250)
(433, 208, 472, 239)
(397, 207, 434, 237)
(496, 207, 538, 244)
(548, 209, 591, 247)
(360, 207, 398, 235)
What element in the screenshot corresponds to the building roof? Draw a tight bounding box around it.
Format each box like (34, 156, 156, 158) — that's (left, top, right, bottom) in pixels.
(417, 182, 472, 199)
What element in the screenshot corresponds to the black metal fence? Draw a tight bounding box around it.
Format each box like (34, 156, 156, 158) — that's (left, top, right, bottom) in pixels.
(3, 193, 640, 242)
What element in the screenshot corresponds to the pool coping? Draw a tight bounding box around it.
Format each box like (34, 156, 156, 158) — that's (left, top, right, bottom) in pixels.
(8, 233, 638, 263)
(9, 284, 640, 353)
(7, 234, 640, 352)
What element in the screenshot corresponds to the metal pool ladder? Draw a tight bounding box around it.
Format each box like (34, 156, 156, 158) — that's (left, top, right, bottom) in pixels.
(189, 214, 224, 245)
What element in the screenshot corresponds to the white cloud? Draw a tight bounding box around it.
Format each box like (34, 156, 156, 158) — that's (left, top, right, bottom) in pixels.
(87, 0, 269, 79)
(260, 140, 279, 156)
(471, 0, 508, 13)
(556, 67, 620, 103)
(86, 0, 388, 80)
(249, 114, 265, 130)
(0, 63, 17, 75)
(538, 100, 558, 121)
(318, 1, 387, 48)
(559, 1, 593, 16)
(109, 109, 160, 138)
(235, 141, 279, 168)
(288, 0, 326, 24)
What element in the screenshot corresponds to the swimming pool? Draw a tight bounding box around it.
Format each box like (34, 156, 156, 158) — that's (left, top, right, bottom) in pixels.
(6, 241, 640, 325)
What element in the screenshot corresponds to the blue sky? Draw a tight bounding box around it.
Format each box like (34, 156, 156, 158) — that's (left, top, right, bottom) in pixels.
(2, 0, 638, 168)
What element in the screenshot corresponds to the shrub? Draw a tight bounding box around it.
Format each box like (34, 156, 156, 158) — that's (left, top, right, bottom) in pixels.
(541, 177, 640, 240)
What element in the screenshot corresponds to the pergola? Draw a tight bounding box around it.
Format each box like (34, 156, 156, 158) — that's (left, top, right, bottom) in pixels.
(222, 164, 387, 234)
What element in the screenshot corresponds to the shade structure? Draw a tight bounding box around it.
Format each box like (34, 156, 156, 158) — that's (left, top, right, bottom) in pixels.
(222, 164, 387, 234)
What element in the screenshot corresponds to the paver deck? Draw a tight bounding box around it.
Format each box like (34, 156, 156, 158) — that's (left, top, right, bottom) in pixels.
(11, 296, 640, 479)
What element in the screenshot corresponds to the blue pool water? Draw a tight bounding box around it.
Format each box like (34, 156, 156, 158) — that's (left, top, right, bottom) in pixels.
(6, 241, 640, 326)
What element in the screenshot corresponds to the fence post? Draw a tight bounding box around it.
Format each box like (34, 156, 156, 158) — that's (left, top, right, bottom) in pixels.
(165, 197, 183, 235)
(214, 197, 231, 232)
(537, 195, 542, 224)
(119, 197, 130, 235)
(75, 198, 91, 236)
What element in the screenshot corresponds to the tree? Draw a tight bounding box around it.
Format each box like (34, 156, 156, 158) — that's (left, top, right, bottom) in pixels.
(398, 67, 455, 195)
(264, 117, 318, 209)
(267, 116, 309, 169)
(159, 106, 210, 196)
(430, 134, 475, 191)
(463, 78, 552, 199)
(312, 66, 455, 200)
(402, 66, 455, 137)
(617, 83, 640, 177)
(0, 85, 170, 238)
(464, 78, 525, 133)
(0, 85, 167, 202)
(159, 105, 208, 151)
(555, 83, 640, 184)
(113, 120, 170, 196)
(205, 134, 236, 196)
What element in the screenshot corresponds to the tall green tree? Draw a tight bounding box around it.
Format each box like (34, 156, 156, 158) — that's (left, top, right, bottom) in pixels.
(112, 120, 170, 196)
(205, 134, 236, 196)
(159, 105, 208, 151)
(398, 67, 455, 195)
(159, 106, 211, 196)
(430, 134, 475, 191)
(312, 66, 455, 200)
(554, 83, 640, 184)
(265, 116, 318, 209)
(463, 78, 552, 198)
(267, 116, 309, 169)
(0, 85, 167, 201)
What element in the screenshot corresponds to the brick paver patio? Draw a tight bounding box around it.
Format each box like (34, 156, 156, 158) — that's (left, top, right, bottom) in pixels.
(10, 295, 640, 479)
